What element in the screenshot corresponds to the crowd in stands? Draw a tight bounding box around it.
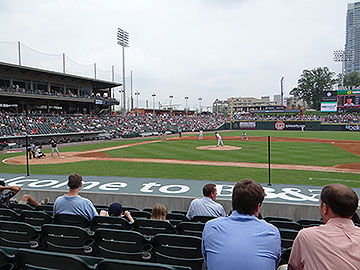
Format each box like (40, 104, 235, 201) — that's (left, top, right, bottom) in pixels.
(0, 86, 116, 101)
(1, 110, 360, 140)
(0, 111, 225, 138)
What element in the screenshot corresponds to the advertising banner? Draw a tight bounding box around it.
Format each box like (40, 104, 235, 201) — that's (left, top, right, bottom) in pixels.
(321, 102, 337, 112)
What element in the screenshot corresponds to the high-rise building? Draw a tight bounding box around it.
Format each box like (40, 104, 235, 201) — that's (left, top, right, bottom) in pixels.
(345, 1, 360, 75)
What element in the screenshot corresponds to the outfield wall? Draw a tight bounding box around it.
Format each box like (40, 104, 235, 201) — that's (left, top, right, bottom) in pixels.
(18, 188, 360, 221)
(227, 121, 360, 132)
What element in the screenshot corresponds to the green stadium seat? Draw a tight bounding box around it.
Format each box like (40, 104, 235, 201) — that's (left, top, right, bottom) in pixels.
(133, 219, 176, 236)
(0, 220, 40, 249)
(176, 222, 205, 238)
(19, 210, 52, 227)
(93, 228, 150, 261)
(90, 216, 132, 231)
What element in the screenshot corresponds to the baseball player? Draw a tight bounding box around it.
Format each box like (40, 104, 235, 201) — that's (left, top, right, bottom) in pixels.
(241, 132, 248, 141)
(215, 132, 224, 147)
(199, 129, 204, 140)
(50, 138, 60, 157)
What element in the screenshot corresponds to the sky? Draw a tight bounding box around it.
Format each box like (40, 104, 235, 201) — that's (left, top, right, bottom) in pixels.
(0, 0, 354, 111)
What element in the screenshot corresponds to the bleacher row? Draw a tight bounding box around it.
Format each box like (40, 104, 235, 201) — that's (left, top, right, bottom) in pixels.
(0, 203, 355, 270)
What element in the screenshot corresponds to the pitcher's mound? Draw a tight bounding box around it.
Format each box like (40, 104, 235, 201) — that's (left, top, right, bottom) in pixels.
(196, 145, 242, 150)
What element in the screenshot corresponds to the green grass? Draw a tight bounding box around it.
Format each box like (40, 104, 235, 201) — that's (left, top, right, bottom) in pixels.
(0, 131, 359, 187)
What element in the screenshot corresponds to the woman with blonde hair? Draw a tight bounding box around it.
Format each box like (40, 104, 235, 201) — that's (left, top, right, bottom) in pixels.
(150, 203, 167, 220)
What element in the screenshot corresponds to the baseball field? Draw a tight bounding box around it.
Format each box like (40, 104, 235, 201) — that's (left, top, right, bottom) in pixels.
(1, 130, 360, 187)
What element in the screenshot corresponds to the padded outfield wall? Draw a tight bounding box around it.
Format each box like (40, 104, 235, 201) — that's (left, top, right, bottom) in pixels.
(226, 121, 360, 132)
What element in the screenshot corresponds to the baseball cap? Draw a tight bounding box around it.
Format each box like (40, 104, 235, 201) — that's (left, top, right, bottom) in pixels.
(108, 202, 123, 216)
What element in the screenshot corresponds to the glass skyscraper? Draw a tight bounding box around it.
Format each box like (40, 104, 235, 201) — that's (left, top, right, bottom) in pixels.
(345, 1, 360, 75)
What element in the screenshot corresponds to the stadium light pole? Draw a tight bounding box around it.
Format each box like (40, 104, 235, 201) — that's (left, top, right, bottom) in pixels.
(169, 95, 173, 114)
(135, 91, 140, 114)
(184, 96, 189, 115)
(117, 28, 129, 113)
(152, 93, 156, 115)
(333, 49, 353, 89)
(198, 97, 202, 114)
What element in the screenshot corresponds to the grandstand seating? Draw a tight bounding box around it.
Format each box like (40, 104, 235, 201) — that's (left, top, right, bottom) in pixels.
(0, 220, 40, 249)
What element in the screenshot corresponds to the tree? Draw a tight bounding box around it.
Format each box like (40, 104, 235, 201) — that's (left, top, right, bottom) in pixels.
(344, 71, 360, 88)
(290, 67, 337, 110)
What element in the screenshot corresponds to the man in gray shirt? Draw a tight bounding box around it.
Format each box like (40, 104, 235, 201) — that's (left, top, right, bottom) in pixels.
(186, 183, 226, 220)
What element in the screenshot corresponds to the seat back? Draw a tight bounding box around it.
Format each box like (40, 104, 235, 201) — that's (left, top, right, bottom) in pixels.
(96, 259, 177, 270)
(15, 248, 92, 270)
(264, 216, 293, 222)
(269, 220, 302, 231)
(176, 222, 205, 238)
(35, 204, 54, 216)
(152, 234, 203, 270)
(191, 216, 215, 223)
(41, 224, 92, 255)
(297, 219, 323, 228)
(53, 214, 90, 228)
(166, 213, 188, 221)
(0, 209, 19, 222)
(19, 210, 52, 226)
(0, 220, 39, 248)
(93, 228, 150, 261)
(279, 228, 299, 241)
(130, 211, 151, 220)
(9, 204, 34, 213)
(133, 219, 175, 236)
(171, 210, 187, 215)
(90, 216, 132, 231)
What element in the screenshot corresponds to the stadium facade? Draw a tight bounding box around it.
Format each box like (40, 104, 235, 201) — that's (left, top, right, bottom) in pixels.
(0, 62, 120, 114)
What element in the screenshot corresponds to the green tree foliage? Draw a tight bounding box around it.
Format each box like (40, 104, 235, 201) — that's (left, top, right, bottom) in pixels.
(344, 71, 360, 88)
(290, 67, 336, 110)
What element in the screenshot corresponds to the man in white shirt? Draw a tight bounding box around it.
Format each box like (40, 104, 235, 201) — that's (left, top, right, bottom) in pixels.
(215, 132, 224, 147)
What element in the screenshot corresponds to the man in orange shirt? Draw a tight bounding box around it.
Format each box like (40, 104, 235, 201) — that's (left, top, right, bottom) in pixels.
(288, 183, 360, 270)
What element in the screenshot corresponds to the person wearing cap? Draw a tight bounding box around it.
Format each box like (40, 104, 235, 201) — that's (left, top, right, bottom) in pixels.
(0, 180, 48, 207)
(100, 202, 134, 223)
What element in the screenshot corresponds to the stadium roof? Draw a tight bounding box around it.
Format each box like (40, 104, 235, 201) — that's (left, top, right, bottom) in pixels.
(0, 61, 121, 90)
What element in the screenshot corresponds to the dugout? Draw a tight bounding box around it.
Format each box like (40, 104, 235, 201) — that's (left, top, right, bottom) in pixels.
(0, 62, 120, 114)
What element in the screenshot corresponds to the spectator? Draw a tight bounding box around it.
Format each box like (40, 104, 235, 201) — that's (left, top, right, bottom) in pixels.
(288, 183, 360, 270)
(202, 179, 281, 270)
(150, 203, 167, 220)
(53, 174, 98, 221)
(0, 180, 48, 207)
(100, 202, 134, 223)
(186, 183, 226, 220)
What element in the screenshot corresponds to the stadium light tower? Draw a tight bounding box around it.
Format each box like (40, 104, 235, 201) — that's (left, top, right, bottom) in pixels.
(152, 93, 156, 115)
(333, 49, 353, 89)
(184, 96, 189, 114)
(135, 91, 140, 113)
(169, 95, 173, 113)
(117, 28, 129, 112)
(198, 97, 202, 114)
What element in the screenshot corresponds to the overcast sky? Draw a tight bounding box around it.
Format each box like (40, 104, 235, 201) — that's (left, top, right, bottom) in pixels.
(0, 0, 353, 110)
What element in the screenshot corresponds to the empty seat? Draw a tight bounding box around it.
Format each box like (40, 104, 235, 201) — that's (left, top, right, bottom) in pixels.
(133, 219, 175, 236)
(53, 214, 90, 228)
(152, 234, 203, 270)
(0, 220, 40, 249)
(269, 220, 302, 231)
(191, 216, 215, 223)
(96, 259, 178, 270)
(171, 210, 187, 216)
(0, 209, 19, 221)
(176, 222, 205, 238)
(41, 224, 93, 255)
(297, 219, 323, 228)
(19, 210, 52, 227)
(279, 229, 299, 241)
(93, 228, 150, 261)
(130, 211, 151, 220)
(166, 213, 188, 221)
(264, 216, 293, 222)
(15, 248, 92, 270)
(35, 204, 54, 213)
(90, 216, 132, 231)
(9, 204, 34, 213)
